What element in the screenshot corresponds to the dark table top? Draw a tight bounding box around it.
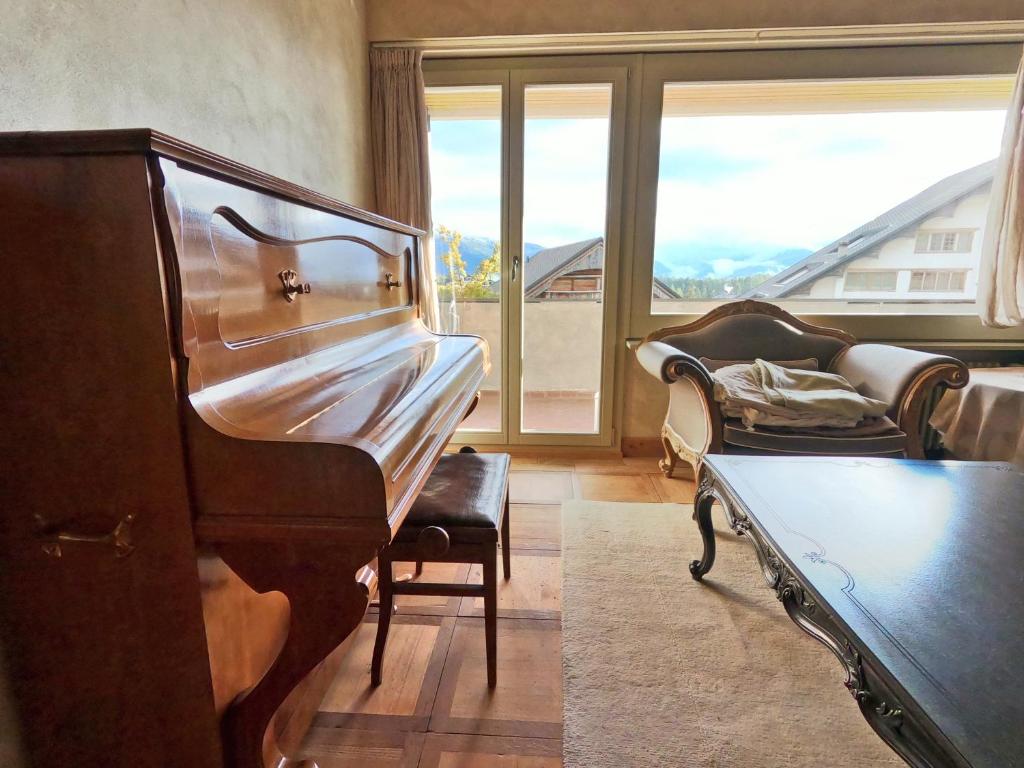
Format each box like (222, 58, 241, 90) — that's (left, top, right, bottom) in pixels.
(704, 456, 1024, 768)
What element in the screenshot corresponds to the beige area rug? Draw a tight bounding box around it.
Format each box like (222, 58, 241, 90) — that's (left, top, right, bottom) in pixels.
(561, 501, 903, 768)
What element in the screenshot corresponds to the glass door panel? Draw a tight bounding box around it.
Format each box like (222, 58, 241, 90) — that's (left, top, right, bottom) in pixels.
(520, 84, 613, 434)
(425, 85, 504, 432)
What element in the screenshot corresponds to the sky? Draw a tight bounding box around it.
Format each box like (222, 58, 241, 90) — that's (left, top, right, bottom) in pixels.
(428, 116, 611, 249)
(653, 109, 1006, 278)
(428, 107, 1006, 280)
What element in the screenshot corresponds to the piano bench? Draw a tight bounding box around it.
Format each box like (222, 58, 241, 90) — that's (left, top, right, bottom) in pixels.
(372, 449, 511, 689)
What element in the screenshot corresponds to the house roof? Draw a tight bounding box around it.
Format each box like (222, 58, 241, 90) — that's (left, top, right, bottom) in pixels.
(524, 238, 604, 297)
(525, 237, 679, 298)
(739, 159, 997, 299)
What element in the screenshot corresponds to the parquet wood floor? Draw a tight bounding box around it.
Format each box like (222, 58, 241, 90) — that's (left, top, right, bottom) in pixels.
(302, 452, 695, 767)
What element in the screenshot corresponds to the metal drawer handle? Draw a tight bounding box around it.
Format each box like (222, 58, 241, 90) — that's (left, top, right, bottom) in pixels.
(278, 269, 311, 302)
(34, 513, 137, 558)
(382, 272, 402, 291)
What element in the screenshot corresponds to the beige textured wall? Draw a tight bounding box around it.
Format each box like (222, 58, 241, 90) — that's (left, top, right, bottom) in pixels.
(624, 354, 670, 441)
(369, 0, 1024, 40)
(1, 0, 374, 206)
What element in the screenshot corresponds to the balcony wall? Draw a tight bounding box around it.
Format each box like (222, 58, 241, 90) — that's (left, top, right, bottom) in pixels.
(439, 299, 604, 394)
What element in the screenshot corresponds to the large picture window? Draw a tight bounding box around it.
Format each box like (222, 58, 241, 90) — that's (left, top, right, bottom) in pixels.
(649, 77, 1012, 314)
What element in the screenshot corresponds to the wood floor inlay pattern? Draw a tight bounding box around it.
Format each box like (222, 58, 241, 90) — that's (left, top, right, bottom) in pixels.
(574, 471, 659, 502)
(461, 551, 561, 620)
(302, 453, 668, 767)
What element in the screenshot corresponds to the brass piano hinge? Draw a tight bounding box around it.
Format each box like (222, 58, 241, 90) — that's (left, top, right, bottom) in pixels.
(278, 269, 311, 302)
(34, 513, 137, 559)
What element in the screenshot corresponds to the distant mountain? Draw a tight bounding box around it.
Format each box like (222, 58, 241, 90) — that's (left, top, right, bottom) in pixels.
(654, 243, 812, 280)
(433, 234, 544, 278)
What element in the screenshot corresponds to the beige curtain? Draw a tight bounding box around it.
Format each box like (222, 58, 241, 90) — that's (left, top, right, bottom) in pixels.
(978, 48, 1024, 328)
(370, 47, 441, 330)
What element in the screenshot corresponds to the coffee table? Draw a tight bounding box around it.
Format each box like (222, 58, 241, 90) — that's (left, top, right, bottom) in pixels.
(690, 455, 1024, 768)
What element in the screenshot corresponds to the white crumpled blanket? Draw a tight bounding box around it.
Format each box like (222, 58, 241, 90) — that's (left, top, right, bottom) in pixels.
(712, 359, 889, 429)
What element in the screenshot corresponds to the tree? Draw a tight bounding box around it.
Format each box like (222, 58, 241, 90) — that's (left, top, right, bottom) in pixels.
(660, 273, 772, 299)
(436, 225, 468, 296)
(436, 226, 500, 300)
(463, 241, 500, 298)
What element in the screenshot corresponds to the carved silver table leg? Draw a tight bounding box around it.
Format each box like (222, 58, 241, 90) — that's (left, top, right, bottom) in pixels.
(689, 475, 717, 580)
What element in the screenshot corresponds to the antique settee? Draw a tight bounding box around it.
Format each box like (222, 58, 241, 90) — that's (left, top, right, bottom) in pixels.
(637, 300, 968, 478)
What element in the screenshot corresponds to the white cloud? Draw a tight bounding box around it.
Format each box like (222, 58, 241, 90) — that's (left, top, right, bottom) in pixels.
(522, 119, 612, 245)
(654, 111, 1005, 250)
(430, 142, 502, 238)
(429, 108, 1007, 258)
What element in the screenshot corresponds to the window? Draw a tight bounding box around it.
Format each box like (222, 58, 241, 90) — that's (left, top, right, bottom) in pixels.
(843, 271, 898, 292)
(426, 84, 504, 432)
(423, 65, 625, 445)
(915, 230, 975, 253)
(649, 76, 1011, 314)
(910, 270, 967, 292)
(521, 82, 613, 434)
(550, 275, 602, 293)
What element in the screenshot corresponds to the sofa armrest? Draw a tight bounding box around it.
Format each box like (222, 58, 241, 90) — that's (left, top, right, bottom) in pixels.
(636, 340, 723, 467)
(637, 341, 714, 388)
(830, 343, 969, 457)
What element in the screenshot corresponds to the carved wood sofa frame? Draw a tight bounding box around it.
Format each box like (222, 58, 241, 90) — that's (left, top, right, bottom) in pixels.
(636, 300, 969, 478)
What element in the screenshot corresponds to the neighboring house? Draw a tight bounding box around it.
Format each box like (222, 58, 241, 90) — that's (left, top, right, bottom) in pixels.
(741, 160, 996, 302)
(526, 237, 679, 300)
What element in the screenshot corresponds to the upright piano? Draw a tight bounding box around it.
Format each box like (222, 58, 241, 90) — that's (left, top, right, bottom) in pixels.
(0, 130, 488, 767)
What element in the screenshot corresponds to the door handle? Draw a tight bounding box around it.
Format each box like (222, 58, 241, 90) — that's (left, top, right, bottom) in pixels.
(512, 253, 521, 282)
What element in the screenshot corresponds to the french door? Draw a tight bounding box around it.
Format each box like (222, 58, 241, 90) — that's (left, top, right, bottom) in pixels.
(425, 62, 627, 446)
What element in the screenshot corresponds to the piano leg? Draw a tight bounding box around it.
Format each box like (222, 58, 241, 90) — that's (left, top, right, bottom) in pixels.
(212, 540, 378, 768)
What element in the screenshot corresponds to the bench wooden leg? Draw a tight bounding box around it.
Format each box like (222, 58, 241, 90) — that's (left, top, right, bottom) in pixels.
(371, 556, 394, 686)
(501, 495, 511, 580)
(484, 543, 497, 688)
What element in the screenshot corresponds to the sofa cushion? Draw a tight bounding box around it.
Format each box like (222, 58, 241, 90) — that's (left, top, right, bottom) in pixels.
(722, 417, 906, 456)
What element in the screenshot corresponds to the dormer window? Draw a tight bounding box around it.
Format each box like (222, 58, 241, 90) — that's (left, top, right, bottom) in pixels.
(915, 230, 974, 253)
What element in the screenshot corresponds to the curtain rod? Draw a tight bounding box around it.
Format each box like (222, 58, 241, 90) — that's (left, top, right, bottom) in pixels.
(372, 20, 1024, 58)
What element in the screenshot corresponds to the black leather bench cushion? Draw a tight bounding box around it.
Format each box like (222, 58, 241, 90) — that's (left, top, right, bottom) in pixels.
(396, 452, 511, 539)
(723, 418, 907, 456)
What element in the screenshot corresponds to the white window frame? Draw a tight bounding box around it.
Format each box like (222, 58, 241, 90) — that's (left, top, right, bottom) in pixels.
(909, 269, 969, 292)
(424, 55, 630, 448)
(915, 229, 976, 253)
(628, 43, 1021, 344)
(417, 44, 1024, 454)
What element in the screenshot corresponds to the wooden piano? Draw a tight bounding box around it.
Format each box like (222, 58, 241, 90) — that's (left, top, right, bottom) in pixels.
(0, 130, 488, 768)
